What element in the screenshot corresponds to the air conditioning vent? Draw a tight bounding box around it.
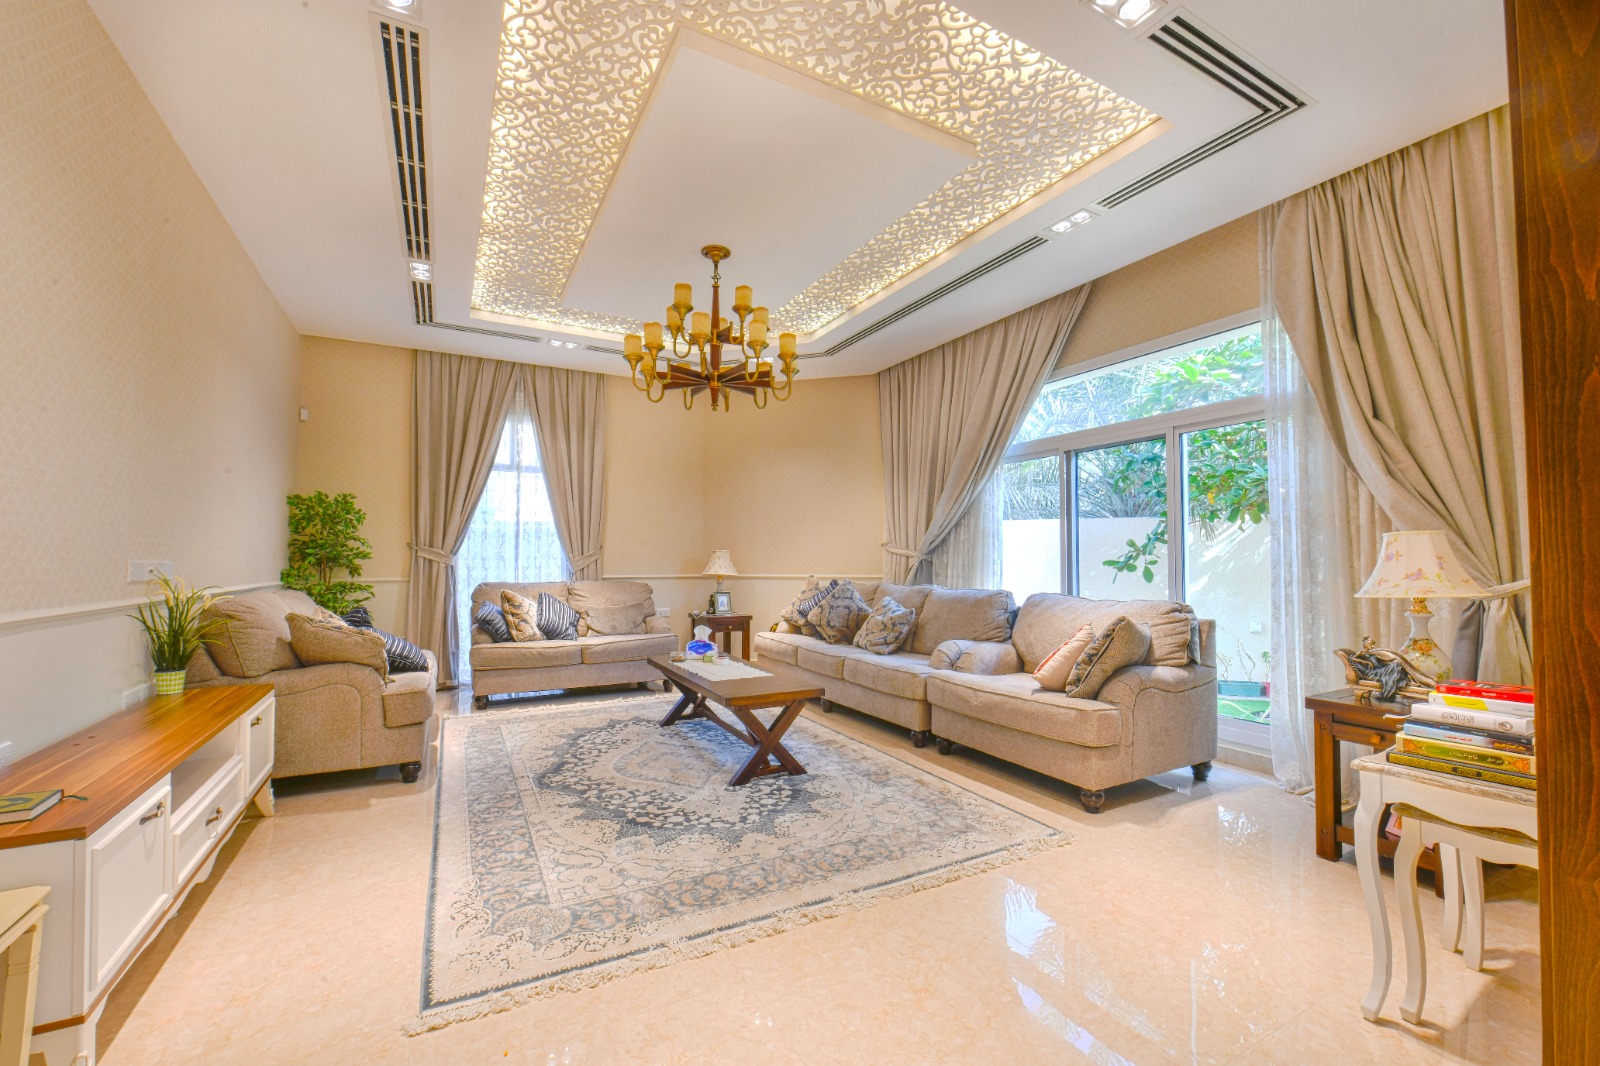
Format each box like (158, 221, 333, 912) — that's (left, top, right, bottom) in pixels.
(378, 19, 430, 261)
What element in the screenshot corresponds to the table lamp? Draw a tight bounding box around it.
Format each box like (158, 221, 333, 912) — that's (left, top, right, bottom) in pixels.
(702, 550, 738, 613)
(1355, 530, 1489, 682)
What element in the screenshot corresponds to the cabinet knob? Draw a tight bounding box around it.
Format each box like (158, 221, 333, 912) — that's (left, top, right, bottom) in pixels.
(250, 715, 263, 727)
(139, 800, 166, 824)
(205, 806, 224, 826)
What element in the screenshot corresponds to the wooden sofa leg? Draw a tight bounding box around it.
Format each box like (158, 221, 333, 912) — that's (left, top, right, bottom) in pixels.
(909, 730, 930, 749)
(935, 738, 954, 756)
(818, 698, 834, 713)
(473, 695, 489, 710)
(399, 761, 422, 784)
(1192, 761, 1213, 782)
(1079, 789, 1105, 814)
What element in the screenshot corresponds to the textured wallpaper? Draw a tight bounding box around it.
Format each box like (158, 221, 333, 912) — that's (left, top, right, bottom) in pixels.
(0, 0, 299, 613)
(296, 338, 414, 580)
(1057, 213, 1259, 371)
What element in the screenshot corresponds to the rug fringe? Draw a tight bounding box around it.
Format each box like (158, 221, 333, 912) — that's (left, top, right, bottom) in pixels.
(403, 831, 1068, 1036)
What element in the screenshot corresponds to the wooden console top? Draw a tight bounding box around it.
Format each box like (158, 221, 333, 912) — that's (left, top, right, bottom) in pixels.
(0, 685, 272, 850)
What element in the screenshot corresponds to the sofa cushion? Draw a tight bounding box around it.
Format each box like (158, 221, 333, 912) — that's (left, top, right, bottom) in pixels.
(873, 582, 935, 614)
(927, 672, 1122, 748)
(469, 640, 582, 670)
(842, 652, 936, 701)
(287, 613, 388, 677)
(577, 633, 676, 664)
(1012, 593, 1196, 671)
(202, 592, 300, 678)
(797, 642, 878, 679)
(566, 581, 657, 636)
(752, 630, 812, 666)
(911, 588, 1015, 656)
(807, 582, 871, 644)
(1033, 624, 1096, 691)
(1062, 616, 1151, 699)
(472, 581, 569, 612)
(500, 589, 545, 642)
(853, 596, 916, 655)
(381, 650, 437, 728)
(474, 601, 512, 643)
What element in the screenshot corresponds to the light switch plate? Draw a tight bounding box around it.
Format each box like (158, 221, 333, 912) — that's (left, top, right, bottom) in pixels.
(127, 560, 174, 583)
(0, 742, 12, 773)
(123, 684, 151, 708)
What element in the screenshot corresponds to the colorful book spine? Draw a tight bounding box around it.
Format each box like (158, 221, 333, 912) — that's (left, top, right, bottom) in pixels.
(1396, 735, 1536, 775)
(1401, 721, 1534, 754)
(1386, 750, 1537, 790)
(1427, 691, 1535, 717)
(1409, 702, 1536, 736)
(1435, 680, 1535, 704)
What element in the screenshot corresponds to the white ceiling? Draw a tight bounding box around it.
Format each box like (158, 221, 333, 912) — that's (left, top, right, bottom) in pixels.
(87, 0, 1509, 379)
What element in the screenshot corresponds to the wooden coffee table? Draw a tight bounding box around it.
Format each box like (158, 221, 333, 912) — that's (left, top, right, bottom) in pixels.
(649, 654, 823, 787)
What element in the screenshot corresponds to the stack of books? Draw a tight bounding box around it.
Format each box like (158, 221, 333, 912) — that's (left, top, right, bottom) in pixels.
(1387, 680, 1536, 790)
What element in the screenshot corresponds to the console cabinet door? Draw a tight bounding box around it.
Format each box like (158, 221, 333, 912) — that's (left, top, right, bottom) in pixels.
(87, 780, 173, 997)
(246, 696, 275, 790)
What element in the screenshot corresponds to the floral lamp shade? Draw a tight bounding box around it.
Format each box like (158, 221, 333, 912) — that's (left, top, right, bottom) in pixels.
(701, 550, 738, 578)
(1355, 530, 1489, 600)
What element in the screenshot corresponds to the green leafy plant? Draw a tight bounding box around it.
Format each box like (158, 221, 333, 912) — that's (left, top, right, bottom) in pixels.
(280, 491, 374, 614)
(131, 574, 229, 672)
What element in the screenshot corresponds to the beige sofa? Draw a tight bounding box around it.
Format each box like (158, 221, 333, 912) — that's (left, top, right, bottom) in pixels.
(185, 588, 436, 782)
(468, 580, 676, 707)
(753, 582, 1218, 812)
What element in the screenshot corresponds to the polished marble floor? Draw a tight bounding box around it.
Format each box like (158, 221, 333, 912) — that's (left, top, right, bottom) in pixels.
(98, 688, 1541, 1065)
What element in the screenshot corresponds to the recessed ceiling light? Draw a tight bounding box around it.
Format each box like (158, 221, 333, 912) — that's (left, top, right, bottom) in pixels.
(379, 0, 416, 10)
(1050, 219, 1075, 234)
(1118, 0, 1153, 20)
(1069, 210, 1094, 224)
(1081, 0, 1165, 30)
(408, 260, 431, 281)
(547, 339, 579, 349)
(1049, 207, 1097, 235)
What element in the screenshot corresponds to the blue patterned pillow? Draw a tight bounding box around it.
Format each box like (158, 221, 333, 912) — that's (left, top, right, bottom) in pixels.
(474, 601, 512, 643)
(535, 591, 580, 641)
(806, 581, 871, 644)
(853, 596, 916, 655)
(781, 579, 837, 637)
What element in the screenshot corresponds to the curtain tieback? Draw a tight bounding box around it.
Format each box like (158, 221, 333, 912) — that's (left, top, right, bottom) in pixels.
(568, 548, 602, 571)
(410, 543, 455, 566)
(1479, 579, 1531, 598)
(881, 542, 930, 563)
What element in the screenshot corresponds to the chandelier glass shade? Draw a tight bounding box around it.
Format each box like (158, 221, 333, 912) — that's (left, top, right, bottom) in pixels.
(622, 245, 798, 410)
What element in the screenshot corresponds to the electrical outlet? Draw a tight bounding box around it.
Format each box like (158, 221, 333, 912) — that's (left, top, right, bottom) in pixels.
(656, 606, 671, 617)
(0, 742, 13, 773)
(127, 560, 174, 583)
(123, 684, 151, 708)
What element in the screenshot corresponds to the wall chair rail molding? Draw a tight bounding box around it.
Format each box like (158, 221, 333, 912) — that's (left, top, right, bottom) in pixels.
(603, 574, 883, 582)
(0, 583, 284, 636)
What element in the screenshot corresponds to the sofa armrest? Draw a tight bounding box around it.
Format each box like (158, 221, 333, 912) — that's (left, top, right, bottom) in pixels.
(188, 662, 387, 699)
(645, 615, 672, 635)
(1096, 664, 1218, 708)
(928, 639, 1022, 676)
(470, 625, 492, 646)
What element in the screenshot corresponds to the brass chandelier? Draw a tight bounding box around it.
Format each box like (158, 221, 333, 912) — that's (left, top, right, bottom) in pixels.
(622, 245, 798, 410)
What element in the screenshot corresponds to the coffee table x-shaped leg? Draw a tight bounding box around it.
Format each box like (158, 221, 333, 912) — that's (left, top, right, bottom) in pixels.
(659, 686, 809, 787)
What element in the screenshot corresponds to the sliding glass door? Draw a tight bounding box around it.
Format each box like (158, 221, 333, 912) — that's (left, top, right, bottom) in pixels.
(1073, 438, 1169, 600)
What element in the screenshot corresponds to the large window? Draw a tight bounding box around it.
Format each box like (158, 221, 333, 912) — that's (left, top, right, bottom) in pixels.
(454, 406, 567, 679)
(1002, 323, 1271, 742)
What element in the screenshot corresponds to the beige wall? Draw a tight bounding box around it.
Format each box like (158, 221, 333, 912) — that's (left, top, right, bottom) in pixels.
(0, 0, 299, 755)
(1057, 214, 1259, 371)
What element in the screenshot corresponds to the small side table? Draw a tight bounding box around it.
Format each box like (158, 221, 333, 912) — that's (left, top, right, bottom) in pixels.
(0, 885, 47, 1066)
(689, 612, 753, 657)
(1306, 688, 1440, 886)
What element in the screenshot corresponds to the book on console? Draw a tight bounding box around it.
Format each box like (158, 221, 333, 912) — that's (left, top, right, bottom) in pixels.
(1435, 680, 1534, 705)
(0, 789, 61, 824)
(1426, 690, 1535, 717)
(1401, 720, 1534, 754)
(1396, 735, 1535, 775)
(1409, 702, 1536, 736)
(1386, 750, 1536, 790)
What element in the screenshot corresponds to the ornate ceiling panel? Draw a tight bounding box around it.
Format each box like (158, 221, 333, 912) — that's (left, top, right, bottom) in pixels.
(474, 0, 1158, 339)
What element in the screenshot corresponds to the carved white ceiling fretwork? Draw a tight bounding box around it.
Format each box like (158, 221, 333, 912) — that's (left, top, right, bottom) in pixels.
(473, 0, 1159, 339)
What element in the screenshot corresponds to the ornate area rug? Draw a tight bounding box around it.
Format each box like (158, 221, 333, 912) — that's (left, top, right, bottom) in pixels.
(414, 695, 1070, 1031)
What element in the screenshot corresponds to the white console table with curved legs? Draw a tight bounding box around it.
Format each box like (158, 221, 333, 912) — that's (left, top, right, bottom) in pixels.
(1352, 752, 1537, 1023)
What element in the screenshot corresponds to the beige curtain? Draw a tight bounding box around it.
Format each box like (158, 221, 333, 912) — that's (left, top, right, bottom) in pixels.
(406, 350, 521, 688)
(1265, 107, 1531, 683)
(518, 364, 606, 581)
(879, 285, 1091, 583)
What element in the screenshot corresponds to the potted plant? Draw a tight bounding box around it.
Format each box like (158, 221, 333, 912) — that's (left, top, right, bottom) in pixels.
(131, 574, 229, 695)
(280, 491, 375, 614)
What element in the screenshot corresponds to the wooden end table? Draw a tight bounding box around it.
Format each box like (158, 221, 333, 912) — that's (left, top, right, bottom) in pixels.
(649, 654, 822, 787)
(689, 611, 753, 657)
(1307, 688, 1440, 888)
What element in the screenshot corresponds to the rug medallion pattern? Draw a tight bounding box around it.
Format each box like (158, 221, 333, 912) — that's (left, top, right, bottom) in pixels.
(420, 696, 1068, 1027)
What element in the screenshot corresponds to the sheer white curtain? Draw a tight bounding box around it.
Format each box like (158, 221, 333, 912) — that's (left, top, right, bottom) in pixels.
(1262, 207, 1360, 793)
(454, 389, 569, 679)
(931, 475, 1002, 590)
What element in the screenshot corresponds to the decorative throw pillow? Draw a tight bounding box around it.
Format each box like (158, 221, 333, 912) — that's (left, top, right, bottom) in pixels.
(474, 601, 512, 643)
(500, 589, 545, 642)
(287, 613, 389, 677)
(340, 606, 372, 627)
(583, 601, 651, 636)
(1061, 616, 1151, 699)
(337, 607, 430, 673)
(535, 591, 580, 641)
(806, 581, 871, 644)
(309, 604, 347, 627)
(782, 579, 837, 637)
(853, 597, 915, 655)
(1033, 623, 1096, 691)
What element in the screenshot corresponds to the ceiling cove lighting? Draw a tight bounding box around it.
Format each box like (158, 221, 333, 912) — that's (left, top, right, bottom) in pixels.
(622, 244, 798, 412)
(1048, 208, 1098, 235)
(1083, 0, 1167, 31)
(408, 260, 431, 281)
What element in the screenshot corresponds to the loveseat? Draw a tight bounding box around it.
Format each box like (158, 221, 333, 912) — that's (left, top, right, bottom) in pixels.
(753, 581, 1218, 812)
(185, 588, 436, 782)
(468, 580, 676, 706)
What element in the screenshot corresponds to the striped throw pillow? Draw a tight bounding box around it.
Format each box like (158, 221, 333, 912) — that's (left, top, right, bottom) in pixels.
(535, 591, 580, 641)
(473, 601, 512, 643)
(341, 606, 431, 673)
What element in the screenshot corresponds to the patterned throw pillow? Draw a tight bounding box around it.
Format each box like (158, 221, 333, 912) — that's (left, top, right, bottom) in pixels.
(474, 601, 512, 643)
(852, 596, 916, 655)
(1061, 616, 1151, 699)
(342, 606, 432, 673)
(1033, 623, 1096, 691)
(780, 578, 836, 636)
(806, 582, 871, 644)
(311, 604, 348, 627)
(287, 613, 388, 677)
(500, 589, 545, 642)
(535, 591, 580, 641)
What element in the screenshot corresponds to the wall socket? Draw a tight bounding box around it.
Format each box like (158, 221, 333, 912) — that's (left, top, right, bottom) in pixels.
(0, 742, 13, 773)
(127, 560, 175, 583)
(124, 684, 151, 708)
(656, 606, 671, 617)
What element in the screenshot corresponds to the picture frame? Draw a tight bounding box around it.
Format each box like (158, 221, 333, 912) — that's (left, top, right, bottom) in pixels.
(712, 590, 732, 614)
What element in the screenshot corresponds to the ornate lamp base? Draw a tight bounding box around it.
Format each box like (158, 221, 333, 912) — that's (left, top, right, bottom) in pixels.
(1400, 597, 1452, 682)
